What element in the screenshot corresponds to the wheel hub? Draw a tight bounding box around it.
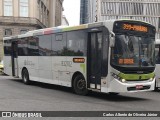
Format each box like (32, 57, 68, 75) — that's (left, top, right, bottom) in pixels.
(77, 79, 86, 90)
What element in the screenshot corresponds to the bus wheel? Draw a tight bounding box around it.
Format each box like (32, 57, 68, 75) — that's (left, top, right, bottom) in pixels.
(22, 69, 30, 85)
(73, 75, 88, 95)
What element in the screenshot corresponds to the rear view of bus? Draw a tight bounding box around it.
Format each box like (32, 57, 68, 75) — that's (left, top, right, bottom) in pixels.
(155, 39, 160, 90)
(107, 20, 156, 93)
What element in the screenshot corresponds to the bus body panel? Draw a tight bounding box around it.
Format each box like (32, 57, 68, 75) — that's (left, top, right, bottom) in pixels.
(155, 66, 160, 87)
(17, 56, 87, 87)
(18, 56, 39, 80)
(38, 56, 52, 83)
(66, 56, 87, 87)
(108, 78, 155, 93)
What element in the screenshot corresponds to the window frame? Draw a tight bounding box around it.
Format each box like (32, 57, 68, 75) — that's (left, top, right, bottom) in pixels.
(4, 29, 12, 36)
(66, 29, 87, 56)
(38, 34, 52, 56)
(20, 29, 28, 34)
(155, 44, 160, 64)
(19, 0, 29, 17)
(4, 0, 13, 16)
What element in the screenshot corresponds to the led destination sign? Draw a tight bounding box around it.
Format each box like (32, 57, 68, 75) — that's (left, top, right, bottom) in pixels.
(123, 23, 148, 32)
(119, 58, 134, 65)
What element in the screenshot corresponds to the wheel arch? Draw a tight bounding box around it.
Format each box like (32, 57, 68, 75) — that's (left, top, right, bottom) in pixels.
(21, 67, 28, 78)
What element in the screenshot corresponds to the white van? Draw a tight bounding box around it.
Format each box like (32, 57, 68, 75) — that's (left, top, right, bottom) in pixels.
(155, 39, 160, 90)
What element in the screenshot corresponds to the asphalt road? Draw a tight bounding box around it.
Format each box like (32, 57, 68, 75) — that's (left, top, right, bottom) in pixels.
(0, 74, 160, 120)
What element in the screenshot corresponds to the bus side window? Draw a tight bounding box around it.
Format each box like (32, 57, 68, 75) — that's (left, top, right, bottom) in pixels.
(155, 45, 160, 64)
(66, 30, 86, 56)
(39, 35, 52, 56)
(52, 33, 67, 56)
(18, 38, 28, 56)
(4, 40, 11, 56)
(28, 37, 39, 56)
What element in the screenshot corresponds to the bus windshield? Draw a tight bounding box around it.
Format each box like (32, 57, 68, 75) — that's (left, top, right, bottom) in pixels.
(111, 34, 155, 68)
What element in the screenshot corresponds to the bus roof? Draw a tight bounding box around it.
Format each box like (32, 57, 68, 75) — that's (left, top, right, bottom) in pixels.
(3, 19, 154, 41)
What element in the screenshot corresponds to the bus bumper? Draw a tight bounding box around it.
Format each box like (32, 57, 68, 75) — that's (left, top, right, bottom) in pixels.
(108, 78, 155, 93)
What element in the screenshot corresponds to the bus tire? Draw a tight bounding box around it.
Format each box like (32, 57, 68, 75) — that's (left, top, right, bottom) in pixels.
(22, 69, 30, 85)
(73, 75, 88, 95)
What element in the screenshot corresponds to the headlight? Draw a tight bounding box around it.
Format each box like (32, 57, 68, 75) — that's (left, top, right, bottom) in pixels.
(148, 77, 154, 82)
(121, 79, 126, 83)
(111, 73, 126, 83)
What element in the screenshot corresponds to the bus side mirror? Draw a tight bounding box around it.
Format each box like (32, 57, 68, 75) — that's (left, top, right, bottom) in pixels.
(110, 31, 115, 47)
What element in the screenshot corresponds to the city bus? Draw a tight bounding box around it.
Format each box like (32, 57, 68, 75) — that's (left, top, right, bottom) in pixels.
(155, 39, 160, 90)
(3, 20, 156, 95)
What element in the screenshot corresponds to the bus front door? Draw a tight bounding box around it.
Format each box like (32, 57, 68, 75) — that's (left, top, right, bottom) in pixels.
(88, 32, 102, 90)
(11, 41, 18, 77)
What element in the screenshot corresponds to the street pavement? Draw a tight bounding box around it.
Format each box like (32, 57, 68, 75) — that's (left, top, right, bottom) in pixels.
(0, 75, 160, 120)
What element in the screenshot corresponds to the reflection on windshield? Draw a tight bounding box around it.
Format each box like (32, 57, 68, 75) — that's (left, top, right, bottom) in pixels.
(111, 34, 155, 67)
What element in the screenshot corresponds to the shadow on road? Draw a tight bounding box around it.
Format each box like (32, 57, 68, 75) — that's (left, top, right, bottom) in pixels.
(8, 78, 73, 93)
(87, 91, 149, 102)
(0, 72, 8, 76)
(8, 78, 151, 102)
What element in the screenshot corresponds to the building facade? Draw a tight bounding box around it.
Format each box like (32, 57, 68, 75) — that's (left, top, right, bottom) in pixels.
(49, 0, 63, 27)
(86, 0, 160, 39)
(80, 0, 89, 24)
(88, 0, 97, 23)
(0, 0, 63, 61)
(62, 15, 69, 26)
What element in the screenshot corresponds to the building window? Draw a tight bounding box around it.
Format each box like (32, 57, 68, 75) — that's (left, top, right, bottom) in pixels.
(47, 10, 49, 26)
(20, 29, 28, 34)
(20, 0, 28, 17)
(40, 1, 43, 22)
(132, 3, 143, 15)
(37, 0, 40, 19)
(4, 29, 12, 36)
(4, 0, 13, 16)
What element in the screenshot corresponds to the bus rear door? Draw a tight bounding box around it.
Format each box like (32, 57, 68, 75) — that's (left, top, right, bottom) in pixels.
(11, 41, 18, 77)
